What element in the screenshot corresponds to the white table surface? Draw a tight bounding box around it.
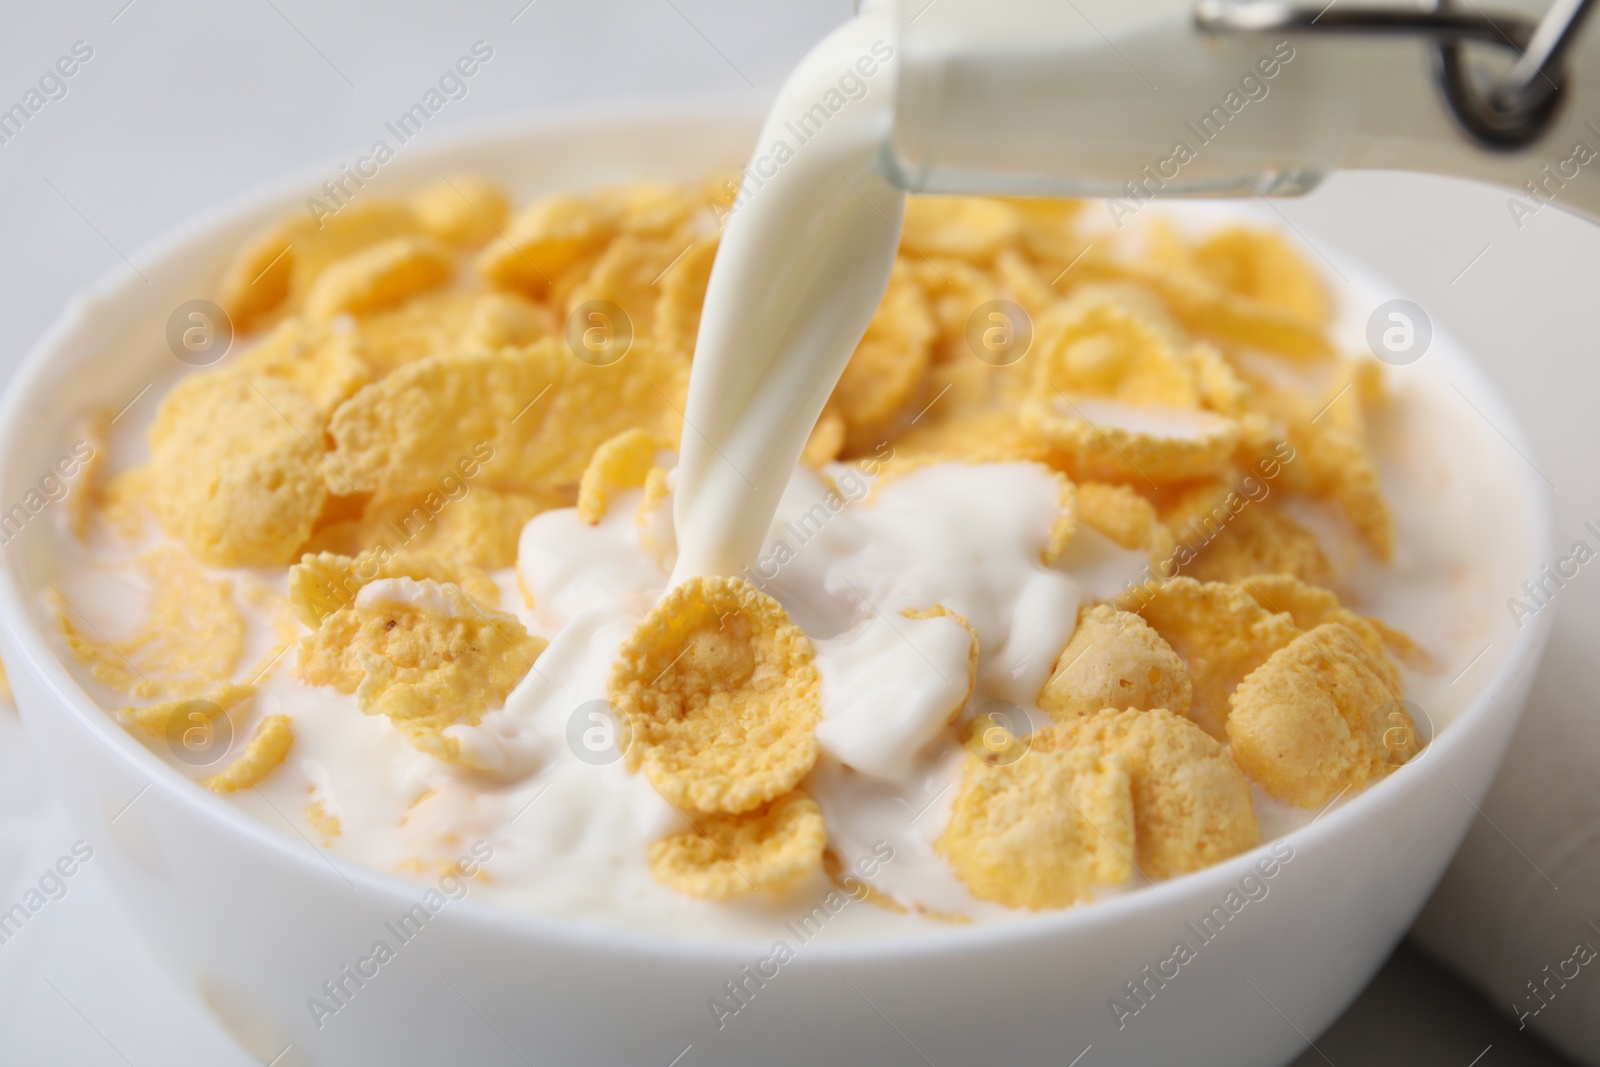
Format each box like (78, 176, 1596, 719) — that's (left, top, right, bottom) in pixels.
(1, 2, 1596, 1063)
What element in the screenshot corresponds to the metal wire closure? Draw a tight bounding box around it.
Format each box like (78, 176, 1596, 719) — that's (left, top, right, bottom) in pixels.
(1195, 0, 1597, 149)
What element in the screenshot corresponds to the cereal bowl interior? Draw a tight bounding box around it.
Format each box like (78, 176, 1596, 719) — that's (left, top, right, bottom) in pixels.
(0, 111, 1553, 1067)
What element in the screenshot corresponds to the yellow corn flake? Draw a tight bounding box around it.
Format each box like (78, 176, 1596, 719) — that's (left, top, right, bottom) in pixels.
(1186, 341, 1256, 417)
(901, 196, 1021, 262)
(831, 261, 936, 447)
(1153, 471, 1255, 553)
(1286, 378, 1395, 561)
(992, 248, 1056, 317)
(303, 235, 456, 321)
(884, 408, 1050, 468)
(288, 550, 499, 630)
(410, 175, 510, 246)
(306, 800, 343, 845)
(328, 340, 684, 495)
(98, 465, 154, 541)
(1115, 577, 1298, 739)
(477, 191, 618, 296)
(802, 408, 847, 467)
(1228, 622, 1415, 807)
(609, 183, 694, 238)
(1235, 574, 1408, 688)
(577, 429, 660, 525)
(654, 238, 718, 363)
(463, 290, 557, 351)
(1194, 227, 1330, 329)
(1039, 604, 1192, 721)
(1076, 481, 1172, 555)
(567, 234, 682, 340)
(1024, 394, 1239, 484)
(1184, 503, 1332, 586)
(905, 256, 1000, 358)
(637, 466, 675, 569)
(218, 202, 421, 332)
(1007, 196, 1087, 264)
(1033, 708, 1259, 879)
(55, 544, 245, 700)
(298, 580, 546, 760)
(1138, 263, 1332, 363)
(237, 318, 373, 414)
(119, 681, 255, 741)
(1030, 289, 1199, 408)
(204, 714, 294, 793)
(306, 485, 561, 570)
(937, 741, 1135, 909)
(149, 368, 328, 566)
(648, 790, 826, 900)
(610, 576, 821, 815)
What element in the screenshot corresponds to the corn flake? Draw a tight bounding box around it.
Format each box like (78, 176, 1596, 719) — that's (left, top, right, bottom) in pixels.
(204, 714, 294, 793)
(1115, 577, 1298, 739)
(55, 544, 245, 700)
(1076, 481, 1172, 555)
(304, 236, 455, 321)
(1024, 394, 1239, 484)
(902, 196, 1021, 262)
(832, 261, 936, 447)
(610, 576, 821, 815)
(1228, 622, 1414, 807)
(1038, 604, 1192, 721)
(938, 741, 1135, 909)
(149, 368, 328, 566)
(577, 428, 660, 525)
(654, 238, 718, 363)
(287, 551, 499, 629)
(410, 175, 510, 246)
(297, 579, 546, 761)
(1030, 289, 1198, 408)
(477, 191, 618, 296)
(1185, 503, 1332, 586)
(648, 790, 826, 900)
(120, 681, 255, 741)
(1033, 708, 1259, 879)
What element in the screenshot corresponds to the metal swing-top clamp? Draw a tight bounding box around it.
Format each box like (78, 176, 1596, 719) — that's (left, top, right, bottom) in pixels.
(1196, 0, 1597, 149)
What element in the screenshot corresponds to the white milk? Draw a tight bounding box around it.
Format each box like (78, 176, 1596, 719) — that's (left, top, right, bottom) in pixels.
(670, 3, 905, 583)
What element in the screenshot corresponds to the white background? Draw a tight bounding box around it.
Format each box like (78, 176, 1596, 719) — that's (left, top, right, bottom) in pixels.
(0, 1, 1596, 1063)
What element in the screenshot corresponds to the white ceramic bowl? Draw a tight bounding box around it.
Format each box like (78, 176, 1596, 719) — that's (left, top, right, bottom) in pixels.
(0, 111, 1555, 1067)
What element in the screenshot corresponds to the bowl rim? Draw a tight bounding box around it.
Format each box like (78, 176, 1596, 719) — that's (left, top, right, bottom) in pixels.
(0, 104, 1559, 966)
